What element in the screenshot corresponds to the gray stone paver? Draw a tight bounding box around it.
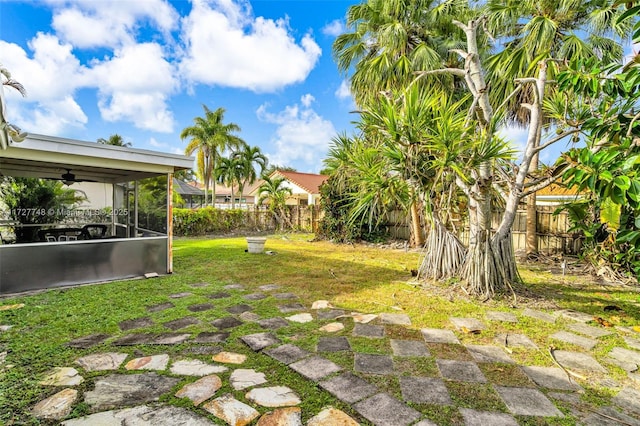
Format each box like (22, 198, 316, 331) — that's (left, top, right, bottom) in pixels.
(390, 339, 430, 357)
(400, 376, 452, 405)
(273, 292, 298, 299)
(244, 292, 267, 300)
(319, 372, 378, 403)
(437, 359, 487, 383)
(317, 336, 351, 352)
(193, 332, 229, 343)
(355, 353, 394, 375)
(550, 331, 598, 350)
(380, 313, 411, 325)
(241, 332, 281, 351)
(147, 302, 175, 312)
(62, 406, 216, 426)
(226, 304, 253, 314)
(613, 387, 640, 415)
(211, 316, 243, 329)
(278, 303, 306, 313)
(187, 303, 213, 312)
(486, 311, 518, 323)
(569, 322, 615, 338)
(582, 406, 640, 426)
(75, 353, 128, 371)
(560, 309, 594, 323)
(223, 284, 245, 290)
(257, 317, 289, 330)
(466, 345, 514, 364)
(553, 350, 607, 373)
(495, 333, 538, 349)
(316, 309, 346, 320)
(207, 291, 231, 299)
(119, 317, 154, 331)
(289, 356, 342, 380)
(354, 393, 421, 426)
(163, 316, 200, 330)
(421, 328, 460, 344)
(450, 317, 486, 331)
(84, 373, 180, 410)
(608, 347, 640, 367)
(521, 366, 581, 390)
(624, 336, 640, 350)
(66, 334, 110, 349)
(169, 292, 192, 298)
(494, 386, 564, 417)
(522, 308, 557, 323)
(264, 344, 311, 365)
(352, 323, 385, 338)
(258, 284, 281, 291)
(459, 408, 518, 426)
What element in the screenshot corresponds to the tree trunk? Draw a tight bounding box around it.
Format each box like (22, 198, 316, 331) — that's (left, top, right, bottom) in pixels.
(526, 192, 537, 256)
(419, 219, 466, 281)
(410, 200, 425, 247)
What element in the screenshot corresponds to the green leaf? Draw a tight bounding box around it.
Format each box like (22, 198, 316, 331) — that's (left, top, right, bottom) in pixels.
(614, 175, 631, 190)
(600, 198, 621, 232)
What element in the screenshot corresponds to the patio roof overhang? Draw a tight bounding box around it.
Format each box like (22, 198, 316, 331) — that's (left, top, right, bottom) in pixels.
(0, 133, 193, 183)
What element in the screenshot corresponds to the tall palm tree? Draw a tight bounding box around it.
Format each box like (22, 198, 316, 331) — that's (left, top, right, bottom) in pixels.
(333, 0, 469, 107)
(181, 105, 244, 206)
(215, 156, 244, 209)
(232, 145, 268, 207)
(97, 134, 132, 147)
(258, 175, 293, 230)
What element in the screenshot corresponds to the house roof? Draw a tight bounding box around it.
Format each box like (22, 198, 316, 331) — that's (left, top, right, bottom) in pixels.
(536, 182, 580, 197)
(272, 170, 328, 194)
(173, 178, 203, 196)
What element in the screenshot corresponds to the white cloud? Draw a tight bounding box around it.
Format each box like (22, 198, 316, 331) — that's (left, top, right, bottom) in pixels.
(50, 0, 178, 49)
(257, 96, 336, 172)
(322, 19, 344, 37)
(89, 43, 177, 132)
(300, 94, 314, 107)
(335, 79, 352, 100)
(179, 0, 321, 92)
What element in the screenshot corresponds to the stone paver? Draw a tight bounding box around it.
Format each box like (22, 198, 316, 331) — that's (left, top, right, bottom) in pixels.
(230, 369, 268, 390)
(32, 388, 77, 420)
(486, 311, 518, 323)
(354, 393, 421, 426)
(84, 373, 179, 410)
(554, 350, 607, 373)
(62, 405, 215, 426)
(240, 312, 260, 322)
(319, 322, 344, 332)
(152, 333, 192, 345)
(495, 386, 564, 417)
(624, 336, 640, 350)
(146, 302, 174, 312)
(390, 339, 430, 357)
(245, 386, 301, 407)
(380, 313, 411, 326)
(308, 407, 359, 426)
(569, 322, 615, 338)
(466, 345, 514, 364)
(162, 317, 200, 331)
(259, 284, 281, 291)
(207, 291, 231, 299)
(421, 328, 460, 344)
(187, 303, 214, 312)
(319, 372, 378, 403)
(318, 336, 351, 352)
(213, 351, 247, 364)
(354, 353, 394, 375)
(521, 366, 581, 390)
(66, 334, 110, 349)
(353, 323, 385, 338)
(561, 309, 594, 323)
(75, 352, 128, 371)
(175, 374, 222, 405)
(40, 367, 84, 386)
(125, 354, 169, 371)
(278, 303, 306, 313)
(257, 407, 302, 425)
(613, 386, 640, 415)
(264, 344, 311, 365)
(459, 408, 518, 426)
(608, 347, 640, 369)
(286, 313, 313, 323)
(189, 282, 209, 287)
(353, 313, 378, 323)
(212, 316, 243, 329)
(273, 292, 298, 300)
(400, 376, 452, 405)
(316, 309, 346, 320)
(437, 359, 487, 383)
(244, 292, 267, 300)
(450, 317, 486, 331)
(522, 308, 557, 323)
(551, 331, 598, 350)
(119, 317, 154, 331)
(311, 300, 332, 309)
(582, 406, 640, 426)
(170, 359, 228, 376)
(495, 333, 538, 349)
(194, 331, 229, 343)
(257, 317, 289, 330)
(289, 356, 342, 380)
(169, 292, 192, 299)
(202, 395, 259, 426)
(225, 304, 252, 315)
(223, 284, 245, 290)
(241, 332, 281, 351)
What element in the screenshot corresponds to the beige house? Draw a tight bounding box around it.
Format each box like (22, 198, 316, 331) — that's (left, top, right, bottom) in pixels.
(250, 170, 328, 206)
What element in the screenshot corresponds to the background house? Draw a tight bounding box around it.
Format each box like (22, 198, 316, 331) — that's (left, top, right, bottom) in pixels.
(250, 170, 328, 206)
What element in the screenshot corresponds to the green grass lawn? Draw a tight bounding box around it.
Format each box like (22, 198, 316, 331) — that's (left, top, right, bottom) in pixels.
(1, 234, 639, 425)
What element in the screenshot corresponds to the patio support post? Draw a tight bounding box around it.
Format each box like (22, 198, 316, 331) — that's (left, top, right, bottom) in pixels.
(167, 173, 173, 274)
(134, 180, 139, 238)
(111, 183, 117, 237)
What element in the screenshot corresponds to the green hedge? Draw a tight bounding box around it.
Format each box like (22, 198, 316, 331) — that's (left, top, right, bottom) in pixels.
(173, 207, 246, 236)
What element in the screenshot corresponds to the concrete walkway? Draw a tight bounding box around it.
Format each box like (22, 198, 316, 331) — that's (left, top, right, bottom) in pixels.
(12, 282, 640, 425)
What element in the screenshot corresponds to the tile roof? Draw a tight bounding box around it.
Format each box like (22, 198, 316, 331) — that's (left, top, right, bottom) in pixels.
(272, 170, 328, 194)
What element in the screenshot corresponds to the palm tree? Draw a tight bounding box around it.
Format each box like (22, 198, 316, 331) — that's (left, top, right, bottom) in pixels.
(258, 175, 293, 230)
(215, 156, 244, 209)
(97, 134, 132, 147)
(232, 145, 267, 207)
(333, 0, 469, 107)
(181, 105, 244, 206)
(0, 64, 27, 149)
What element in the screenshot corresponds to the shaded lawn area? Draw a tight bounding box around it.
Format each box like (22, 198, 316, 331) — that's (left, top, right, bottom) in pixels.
(0, 233, 639, 425)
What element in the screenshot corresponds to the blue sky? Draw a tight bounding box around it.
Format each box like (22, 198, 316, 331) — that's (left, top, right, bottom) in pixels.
(0, 0, 357, 173)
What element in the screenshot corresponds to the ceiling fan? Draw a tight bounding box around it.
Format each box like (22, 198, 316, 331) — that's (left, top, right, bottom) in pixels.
(51, 169, 97, 186)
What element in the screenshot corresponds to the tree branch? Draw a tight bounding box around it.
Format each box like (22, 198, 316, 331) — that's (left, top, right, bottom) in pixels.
(533, 128, 580, 154)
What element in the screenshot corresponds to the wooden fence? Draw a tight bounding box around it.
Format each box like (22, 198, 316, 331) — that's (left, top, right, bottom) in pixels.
(382, 206, 582, 255)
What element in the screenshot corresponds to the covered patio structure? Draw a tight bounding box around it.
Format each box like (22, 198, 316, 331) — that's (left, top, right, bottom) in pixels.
(0, 133, 193, 294)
